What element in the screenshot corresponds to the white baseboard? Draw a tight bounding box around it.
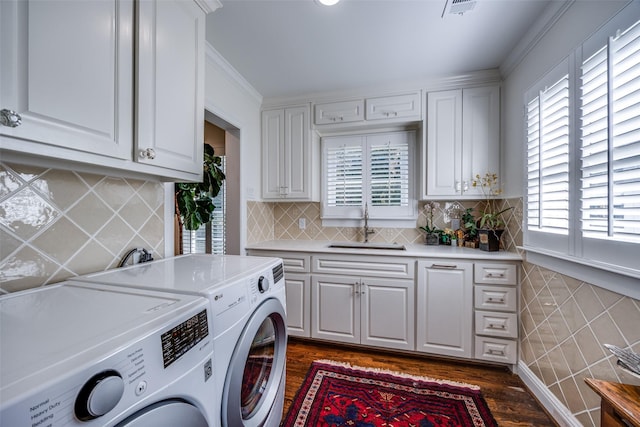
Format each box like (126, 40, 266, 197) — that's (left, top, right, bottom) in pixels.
(516, 363, 583, 427)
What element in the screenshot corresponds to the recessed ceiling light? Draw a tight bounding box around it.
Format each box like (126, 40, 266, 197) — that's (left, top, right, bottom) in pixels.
(317, 0, 340, 6)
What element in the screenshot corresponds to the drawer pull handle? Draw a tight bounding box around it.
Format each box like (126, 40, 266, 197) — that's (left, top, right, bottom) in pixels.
(487, 297, 505, 303)
(489, 324, 506, 329)
(488, 349, 505, 356)
(431, 264, 457, 269)
(487, 272, 505, 278)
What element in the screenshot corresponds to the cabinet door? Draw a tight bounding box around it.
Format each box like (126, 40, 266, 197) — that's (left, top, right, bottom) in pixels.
(285, 273, 311, 337)
(136, 0, 204, 175)
(314, 100, 364, 125)
(361, 278, 415, 351)
(462, 85, 500, 196)
(262, 109, 285, 198)
(261, 105, 311, 200)
(0, 0, 133, 158)
(365, 93, 421, 121)
(311, 275, 360, 344)
(426, 90, 463, 196)
(283, 105, 311, 199)
(416, 261, 473, 358)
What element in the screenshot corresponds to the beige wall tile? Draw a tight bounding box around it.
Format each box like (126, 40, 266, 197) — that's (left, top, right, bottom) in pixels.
(0, 162, 165, 293)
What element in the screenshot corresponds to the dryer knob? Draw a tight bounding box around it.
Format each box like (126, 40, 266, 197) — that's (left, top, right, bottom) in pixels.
(75, 370, 124, 420)
(258, 276, 270, 293)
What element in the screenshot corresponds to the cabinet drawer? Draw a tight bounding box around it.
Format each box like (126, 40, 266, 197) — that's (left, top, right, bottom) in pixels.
(474, 285, 517, 312)
(474, 263, 517, 285)
(474, 311, 518, 338)
(314, 100, 364, 124)
(474, 336, 517, 364)
(365, 93, 420, 121)
(246, 250, 310, 273)
(312, 255, 414, 279)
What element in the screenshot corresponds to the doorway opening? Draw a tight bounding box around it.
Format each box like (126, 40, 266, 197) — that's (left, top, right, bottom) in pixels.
(177, 110, 241, 255)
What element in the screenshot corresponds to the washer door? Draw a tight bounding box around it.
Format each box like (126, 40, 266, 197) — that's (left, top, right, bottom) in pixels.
(223, 298, 287, 427)
(115, 399, 208, 427)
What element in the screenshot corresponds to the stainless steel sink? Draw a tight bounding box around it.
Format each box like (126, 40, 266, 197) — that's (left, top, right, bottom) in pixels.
(328, 242, 406, 250)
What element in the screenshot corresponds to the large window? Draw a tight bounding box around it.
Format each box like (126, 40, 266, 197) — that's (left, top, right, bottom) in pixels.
(322, 130, 416, 224)
(524, 13, 640, 281)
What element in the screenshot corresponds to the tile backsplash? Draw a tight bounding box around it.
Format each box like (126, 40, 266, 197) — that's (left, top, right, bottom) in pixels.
(0, 162, 165, 293)
(247, 199, 523, 249)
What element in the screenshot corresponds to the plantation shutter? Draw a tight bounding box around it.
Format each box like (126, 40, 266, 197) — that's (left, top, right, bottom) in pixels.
(581, 20, 640, 242)
(369, 138, 410, 207)
(325, 141, 363, 207)
(526, 74, 570, 235)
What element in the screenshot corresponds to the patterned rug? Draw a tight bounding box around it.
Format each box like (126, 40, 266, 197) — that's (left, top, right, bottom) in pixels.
(282, 360, 498, 427)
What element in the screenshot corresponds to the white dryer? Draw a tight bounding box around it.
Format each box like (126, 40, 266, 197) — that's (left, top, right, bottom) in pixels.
(0, 281, 217, 427)
(78, 254, 287, 427)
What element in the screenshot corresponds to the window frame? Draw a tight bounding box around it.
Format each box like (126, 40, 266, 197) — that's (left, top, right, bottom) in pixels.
(321, 130, 418, 227)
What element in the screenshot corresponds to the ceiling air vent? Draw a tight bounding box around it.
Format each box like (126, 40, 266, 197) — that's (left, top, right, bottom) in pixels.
(442, 0, 477, 17)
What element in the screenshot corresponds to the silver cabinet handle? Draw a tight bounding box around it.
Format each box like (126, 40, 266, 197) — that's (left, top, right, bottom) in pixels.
(487, 272, 505, 278)
(139, 148, 156, 160)
(0, 109, 22, 127)
(431, 264, 457, 269)
(488, 348, 505, 356)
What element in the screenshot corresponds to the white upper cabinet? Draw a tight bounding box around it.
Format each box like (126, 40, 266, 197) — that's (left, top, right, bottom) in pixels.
(0, 0, 218, 181)
(365, 92, 420, 121)
(423, 85, 500, 198)
(136, 0, 206, 175)
(262, 105, 314, 200)
(0, 0, 134, 159)
(314, 100, 364, 125)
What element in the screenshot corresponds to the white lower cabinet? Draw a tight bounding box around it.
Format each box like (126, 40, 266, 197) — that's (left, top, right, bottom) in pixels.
(473, 262, 519, 364)
(247, 247, 521, 366)
(416, 260, 473, 358)
(284, 273, 311, 337)
(312, 274, 415, 351)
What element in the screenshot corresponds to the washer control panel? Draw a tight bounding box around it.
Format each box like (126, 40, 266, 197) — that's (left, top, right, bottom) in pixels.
(1, 307, 212, 426)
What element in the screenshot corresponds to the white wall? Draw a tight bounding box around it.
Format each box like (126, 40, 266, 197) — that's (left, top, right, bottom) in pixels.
(501, 0, 629, 197)
(203, 43, 263, 252)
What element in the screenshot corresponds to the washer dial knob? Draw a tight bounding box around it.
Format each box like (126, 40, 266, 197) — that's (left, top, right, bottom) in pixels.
(257, 276, 270, 293)
(75, 370, 124, 420)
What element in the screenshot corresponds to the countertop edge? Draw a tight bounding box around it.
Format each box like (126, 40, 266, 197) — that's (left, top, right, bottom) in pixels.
(246, 240, 523, 261)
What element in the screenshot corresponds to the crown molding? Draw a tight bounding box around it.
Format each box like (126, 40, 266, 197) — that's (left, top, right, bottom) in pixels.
(262, 68, 502, 108)
(500, 0, 574, 78)
(195, 0, 222, 14)
(205, 42, 263, 104)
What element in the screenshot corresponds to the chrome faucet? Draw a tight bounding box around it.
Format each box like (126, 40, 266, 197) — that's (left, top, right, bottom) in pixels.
(363, 203, 375, 243)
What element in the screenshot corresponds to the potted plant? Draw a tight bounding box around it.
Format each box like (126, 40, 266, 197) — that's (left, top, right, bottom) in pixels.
(174, 144, 225, 254)
(419, 201, 441, 245)
(471, 172, 512, 251)
(461, 207, 479, 248)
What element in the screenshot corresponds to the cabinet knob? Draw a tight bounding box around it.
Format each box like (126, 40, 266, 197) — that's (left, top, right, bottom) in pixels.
(139, 148, 156, 160)
(0, 109, 22, 128)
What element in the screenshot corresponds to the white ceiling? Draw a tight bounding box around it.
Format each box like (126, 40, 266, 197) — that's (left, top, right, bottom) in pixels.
(205, 0, 555, 100)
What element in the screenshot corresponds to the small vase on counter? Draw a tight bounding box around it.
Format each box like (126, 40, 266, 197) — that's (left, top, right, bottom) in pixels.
(425, 233, 440, 246)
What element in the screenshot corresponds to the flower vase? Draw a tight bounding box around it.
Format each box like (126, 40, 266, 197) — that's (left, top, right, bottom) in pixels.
(478, 229, 504, 252)
(425, 233, 440, 246)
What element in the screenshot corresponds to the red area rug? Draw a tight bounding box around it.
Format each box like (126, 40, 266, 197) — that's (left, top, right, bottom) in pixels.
(282, 360, 498, 427)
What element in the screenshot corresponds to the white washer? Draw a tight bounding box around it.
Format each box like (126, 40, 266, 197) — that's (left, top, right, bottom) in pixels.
(78, 254, 287, 427)
(0, 281, 217, 427)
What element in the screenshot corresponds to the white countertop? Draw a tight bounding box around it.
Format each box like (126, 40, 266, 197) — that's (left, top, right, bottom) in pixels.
(246, 240, 522, 261)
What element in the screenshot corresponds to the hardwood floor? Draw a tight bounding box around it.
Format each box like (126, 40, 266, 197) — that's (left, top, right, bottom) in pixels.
(282, 338, 558, 426)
